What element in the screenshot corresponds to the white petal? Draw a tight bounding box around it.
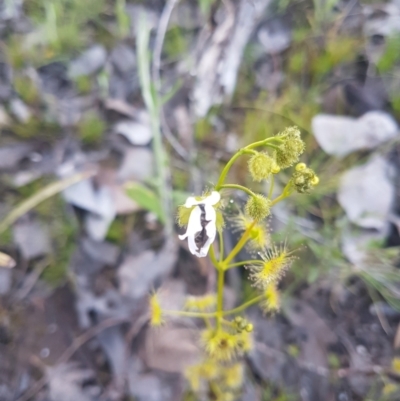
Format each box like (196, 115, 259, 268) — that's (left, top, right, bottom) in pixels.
(204, 203, 216, 223)
(184, 196, 201, 208)
(197, 237, 213, 257)
(203, 191, 220, 206)
(188, 232, 200, 256)
(178, 206, 202, 239)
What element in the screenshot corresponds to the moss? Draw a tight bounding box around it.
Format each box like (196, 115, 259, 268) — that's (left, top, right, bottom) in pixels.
(78, 114, 105, 144)
(12, 118, 61, 140)
(74, 75, 92, 94)
(40, 197, 78, 287)
(377, 34, 400, 73)
(195, 116, 212, 141)
(164, 26, 188, 58)
(14, 76, 40, 105)
(0, 228, 13, 246)
(106, 217, 126, 244)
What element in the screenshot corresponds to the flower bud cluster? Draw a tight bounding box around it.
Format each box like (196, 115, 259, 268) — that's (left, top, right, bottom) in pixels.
(291, 163, 319, 193)
(202, 328, 253, 362)
(275, 126, 305, 169)
(233, 316, 253, 333)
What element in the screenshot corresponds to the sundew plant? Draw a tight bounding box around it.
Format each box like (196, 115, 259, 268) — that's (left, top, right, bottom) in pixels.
(149, 127, 318, 400)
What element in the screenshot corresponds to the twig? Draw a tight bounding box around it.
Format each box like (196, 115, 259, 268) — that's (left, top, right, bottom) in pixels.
(13, 258, 50, 301)
(0, 169, 96, 234)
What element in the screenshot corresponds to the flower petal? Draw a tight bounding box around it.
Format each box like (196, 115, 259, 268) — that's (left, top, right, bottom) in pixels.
(203, 191, 220, 206)
(178, 205, 202, 240)
(184, 196, 200, 208)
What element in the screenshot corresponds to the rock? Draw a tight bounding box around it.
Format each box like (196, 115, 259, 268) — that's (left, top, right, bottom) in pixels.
(114, 118, 153, 146)
(117, 147, 154, 182)
(9, 98, 31, 123)
(257, 18, 291, 54)
(0, 143, 34, 171)
(81, 237, 119, 266)
(117, 239, 178, 300)
(62, 179, 116, 241)
(338, 155, 394, 230)
(13, 220, 51, 260)
(0, 106, 10, 126)
(0, 268, 12, 295)
(363, 2, 400, 38)
(312, 111, 398, 157)
(143, 326, 201, 373)
(69, 45, 107, 78)
(341, 223, 389, 266)
(111, 44, 136, 75)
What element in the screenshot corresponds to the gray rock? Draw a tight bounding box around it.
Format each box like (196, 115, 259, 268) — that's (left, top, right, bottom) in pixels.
(114, 118, 153, 146)
(111, 44, 136, 75)
(117, 147, 154, 182)
(9, 98, 31, 123)
(312, 111, 398, 157)
(338, 156, 394, 230)
(69, 45, 107, 78)
(118, 238, 178, 300)
(0, 268, 12, 295)
(62, 179, 116, 241)
(13, 220, 51, 260)
(257, 18, 291, 54)
(81, 237, 119, 266)
(0, 143, 34, 171)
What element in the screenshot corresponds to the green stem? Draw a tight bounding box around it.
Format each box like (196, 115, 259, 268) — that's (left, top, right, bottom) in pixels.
(219, 184, 256, 197)
(137, 15, 172, 234)
(218, 230, 224, 262)
(209, 244, 219, 267)
(215, 137, 283, 190)
(265, 143, 281, 151)
(270, 183, 293, 206)
(222, 295, 264, 316)
(245, 137, 284, 150)
(164, 310, 217, 318)
(215, 149, 253, 190)
(268, 175, 275, 199)
(216, 267, 224, 330)
(223, 220, 256, 266)
(226, 260, 263, 270)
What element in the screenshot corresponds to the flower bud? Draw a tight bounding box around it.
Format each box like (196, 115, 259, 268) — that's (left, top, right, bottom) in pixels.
(245, 194, 271, 221)
(245, 323, 254, 332)
(295, 162, 306, 171)
(311, 176, 319, 186)
(248, 152, 276, 182)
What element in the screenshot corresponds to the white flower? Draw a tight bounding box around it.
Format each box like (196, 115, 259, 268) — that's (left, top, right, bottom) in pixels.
(178, 191, 220, 258)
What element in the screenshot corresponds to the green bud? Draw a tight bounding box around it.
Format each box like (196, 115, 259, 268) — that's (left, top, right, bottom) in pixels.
(275, 126, 305, 169)
(245, 323, 253, 332)
(295, 162, 306, 171)
(290, 165, 319, 193)
(248, 152, 276, 182)
(245, 194, 271, 221)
